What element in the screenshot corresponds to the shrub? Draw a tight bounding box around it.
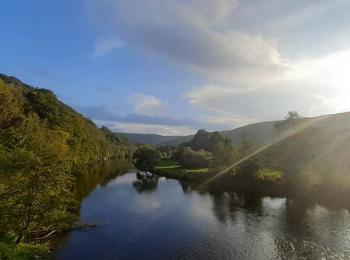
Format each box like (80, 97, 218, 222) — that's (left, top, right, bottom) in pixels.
(133, 146, 160, 172)
(255, 169, 284, 182)
(178, 147, 211, 169)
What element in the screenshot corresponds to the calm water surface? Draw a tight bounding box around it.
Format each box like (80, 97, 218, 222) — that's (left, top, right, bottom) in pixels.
(55, 171, 350, 259)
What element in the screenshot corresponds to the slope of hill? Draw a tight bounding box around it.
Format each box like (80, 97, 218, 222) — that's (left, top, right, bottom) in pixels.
(116, 132, 193, 146)
(116, 121, 282, 147)
(116, 122, 279, 147)
(261, 112, 350, 178)
(221, 121, 279, 145)
(0, 73, 132, 164)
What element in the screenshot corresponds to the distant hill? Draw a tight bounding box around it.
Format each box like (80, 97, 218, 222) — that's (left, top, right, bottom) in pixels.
(116, 121, 281, 147)
(116, 121, 282, 147)
(116, 133, 193, 146)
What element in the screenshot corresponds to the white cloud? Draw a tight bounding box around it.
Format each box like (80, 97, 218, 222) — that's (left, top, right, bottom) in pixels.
(88, 0, 350, 132)
(185, 47, 350, 121)
(93, 36, 124, 57)
(202, 114, 257, 130)
(128, 93, 164, 115)
(88, 0, 288, 85)
(273, 0, 348, 29)
(286, 48, 350, 115)
(109, 122, 196, 136)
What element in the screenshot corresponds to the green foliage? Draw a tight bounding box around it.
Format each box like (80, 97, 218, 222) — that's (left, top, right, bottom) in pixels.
(157, 145, 177, 159)
(178, 147, 212, 169)
(0, 75, 131, 167)
(235, 158, 262, 180)
(255, 169, 284, 183)
(155, 159, 181, 169)
(0, 234, 49, 260)
(0, 80, 76, 243)
(133, 146, 160, 172)
(154, 159, 210, 183)
(0, 74, 132, 249)
(181, 130, 236, 167)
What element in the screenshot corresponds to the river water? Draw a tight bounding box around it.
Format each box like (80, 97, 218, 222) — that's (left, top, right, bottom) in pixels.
(55, 171, 350, 259)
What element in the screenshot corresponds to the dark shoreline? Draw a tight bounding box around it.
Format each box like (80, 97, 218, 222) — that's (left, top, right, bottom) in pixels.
(153, 169, 350, 210)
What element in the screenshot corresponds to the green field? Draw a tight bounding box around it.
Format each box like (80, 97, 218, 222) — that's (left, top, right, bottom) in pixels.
(153, 159, 210, 182)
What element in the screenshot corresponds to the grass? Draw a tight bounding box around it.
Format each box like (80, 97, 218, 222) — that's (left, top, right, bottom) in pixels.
(255, 169, 284, 182)
(154, 159, 210, 183)
(184, 168, 209, 174)
(154, 159, 181, 169)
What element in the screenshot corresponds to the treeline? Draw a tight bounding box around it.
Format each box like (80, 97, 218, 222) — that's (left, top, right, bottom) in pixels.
(0, 74, 133, 257)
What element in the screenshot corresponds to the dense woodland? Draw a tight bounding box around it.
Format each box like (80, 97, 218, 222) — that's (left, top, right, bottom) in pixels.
(0, 74, 133, 258)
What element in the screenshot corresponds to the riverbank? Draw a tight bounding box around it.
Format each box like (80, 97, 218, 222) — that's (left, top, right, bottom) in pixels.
(153, 160, 350, 209)
(153, 159, 212, 183)
(153, 159, 285, 188)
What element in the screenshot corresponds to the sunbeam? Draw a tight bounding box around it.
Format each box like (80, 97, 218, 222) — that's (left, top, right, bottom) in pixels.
(198, 115, 329, 189)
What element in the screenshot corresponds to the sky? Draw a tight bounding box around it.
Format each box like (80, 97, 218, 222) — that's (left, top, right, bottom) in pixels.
(2, 0, 350, 135)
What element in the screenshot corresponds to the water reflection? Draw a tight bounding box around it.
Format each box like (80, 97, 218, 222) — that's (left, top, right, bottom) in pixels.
(74, 160, 131, 201)
(132, 172, 159, 193)
(56, 171, 350, 259)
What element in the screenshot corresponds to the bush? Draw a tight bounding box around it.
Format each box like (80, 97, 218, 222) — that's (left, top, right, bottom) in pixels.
(178, 147, 211, 169)
(235, 158, 262, 179)
(255, 169, 284, 182)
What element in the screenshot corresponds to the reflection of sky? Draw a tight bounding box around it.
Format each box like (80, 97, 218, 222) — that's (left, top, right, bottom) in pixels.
(56, 172, 350, 259)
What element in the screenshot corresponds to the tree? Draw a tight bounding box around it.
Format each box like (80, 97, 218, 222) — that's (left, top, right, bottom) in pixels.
(0, 115, 76, 243)
(274, 111, 301, 131)
(133, 146, 160, 172)
(0, 79, 79, 244)
(178, 147, 211, 169)
(180, 130, 237, 167)
(235, 158, 262, 181)
(285, 111, 300, 120)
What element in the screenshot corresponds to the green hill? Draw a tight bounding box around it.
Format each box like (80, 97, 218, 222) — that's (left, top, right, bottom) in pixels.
(0, 73, 132, 165)
(221, 121, 279, 145)
(260, 112, 350, 179)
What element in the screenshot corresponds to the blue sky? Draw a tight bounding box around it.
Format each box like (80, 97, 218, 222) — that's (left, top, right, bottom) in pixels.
(2, 0, 350, 135)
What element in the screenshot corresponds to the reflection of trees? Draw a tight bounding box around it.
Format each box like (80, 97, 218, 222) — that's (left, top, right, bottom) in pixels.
(132, 172, 159, 193)
(54, 160, 131, 251)
(275, 238, 346, 260)
(210, 191, 263, 223)
(178, 180, 193, 193)
(275, 199, 350, 259)
(75, 160, 131, 201)
(284, 199, 309, 232)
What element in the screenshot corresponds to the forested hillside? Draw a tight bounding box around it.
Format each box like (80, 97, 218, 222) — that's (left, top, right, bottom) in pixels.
(0, 74, 131, 164)
(0, 74, 132, 257)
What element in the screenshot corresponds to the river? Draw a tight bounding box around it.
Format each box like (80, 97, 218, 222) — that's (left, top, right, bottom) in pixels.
(55, 170, 350, 259)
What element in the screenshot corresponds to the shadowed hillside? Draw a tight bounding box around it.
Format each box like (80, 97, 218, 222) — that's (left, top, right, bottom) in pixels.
(261, 112, 350, 179)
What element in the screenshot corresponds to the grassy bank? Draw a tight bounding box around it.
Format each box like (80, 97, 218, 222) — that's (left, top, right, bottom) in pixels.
(153, 159, 210, 183)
